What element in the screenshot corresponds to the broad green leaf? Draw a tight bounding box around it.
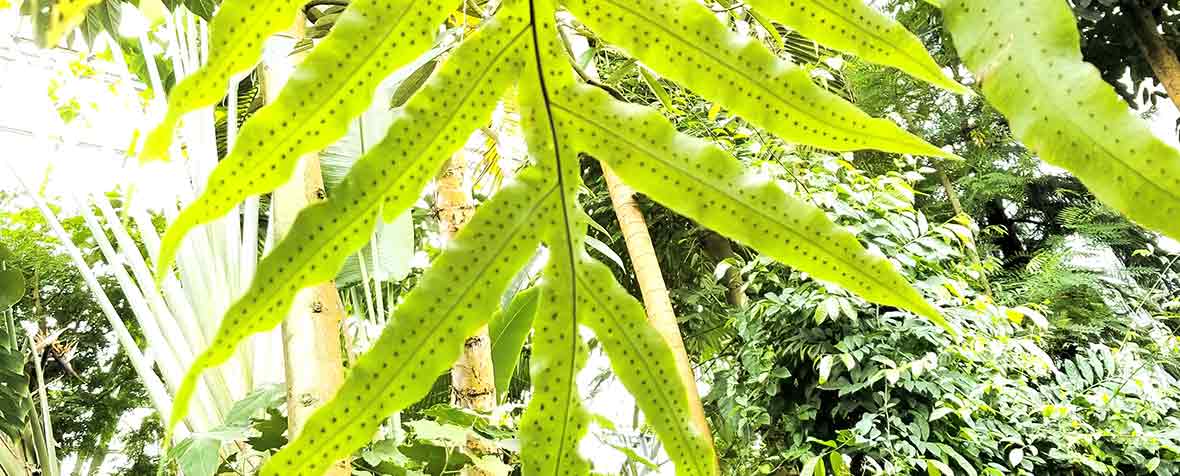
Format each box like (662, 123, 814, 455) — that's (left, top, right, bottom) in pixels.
(744, 0, 967, 93)
(139, 0, 305, 162)
(555, 85, 953, 335)
(926, 458, 954, 476)
(167, 438, 220, 476)
(942, 0, 1180, 241)
(166, 385, 285, 476)
(1008, 447, 1024, 468)
(222, 384, 286, 425)
(0, 244, 24, 310)
(800, 455, 821, 476)
(45, 0, 103, 47)
(155, 0, 455, 279)
(488, 286, 540, 400)
(818, 355, 833, 384)
(260, 169, 555, 475)
(563, 0, 952, 158)
(576, 258, 718, 476)
(830, 453, 852, 476)
(164, 8, 531, 446)
(406, 420, 469, 447)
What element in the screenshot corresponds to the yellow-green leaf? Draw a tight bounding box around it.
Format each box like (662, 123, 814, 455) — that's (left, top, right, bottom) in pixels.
(942, 0, 1180, 241)
(745, 0, 967, 93)
(261, 169, 555, 475)
(521, 257, 593, 475)
(154, 0, 453, 281)
(563, 0, 952, 158)
(554, 85, 954, 335)
(139, 0, 305, 162)
(45, 0, 103, 47)
(162, 6, 530, 446)
(577, 258, 717, 476)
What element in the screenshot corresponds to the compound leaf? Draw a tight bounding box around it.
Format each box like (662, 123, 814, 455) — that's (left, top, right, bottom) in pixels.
(259, 168, 554, 475)
(156, 0, 454, 280)
(576, 257, 716, 476)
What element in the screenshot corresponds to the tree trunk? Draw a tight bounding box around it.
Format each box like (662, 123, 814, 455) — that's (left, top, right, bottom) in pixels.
(601, 164, 716, 454)
(268, 16, 350, 476)
(438, 156, 498, 412)
(701, 231, 747, 307)
(1127, 0, 1180, 110)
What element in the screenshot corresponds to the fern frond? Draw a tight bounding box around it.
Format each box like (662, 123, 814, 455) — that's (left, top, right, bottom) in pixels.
(745, 0, 967, 93)
(563, 0, 954, 158)
(554, 85, 951, 334)
(140, 0, 305, 162)
(155, 0, 455, 278)
(942, 0, 1180, 241)
(522, 258, 593, 475)
(577, 257, 715, 476)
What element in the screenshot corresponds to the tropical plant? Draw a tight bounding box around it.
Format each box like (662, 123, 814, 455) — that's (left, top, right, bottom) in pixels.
(31, 0, 1174, 474)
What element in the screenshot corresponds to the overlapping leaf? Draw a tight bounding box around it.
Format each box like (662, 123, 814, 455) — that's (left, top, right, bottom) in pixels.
(513, 3, 721, 470)
(140, 0, 305, 161)
(562, 0, 954, 158)
(576, 258, 716, 476)
(164, 6, 531, 442)
(261, 169, 556, 474)
(940, 0, 1180, 241)
(744, 0, 966, 93)
(155, 0, 455, 280)
(488, 286, 539, 399)
(521, 258, 593, 475)
(554, 85, 952, 333)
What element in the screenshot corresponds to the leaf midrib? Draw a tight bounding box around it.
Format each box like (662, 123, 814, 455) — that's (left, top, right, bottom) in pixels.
(526, 0, 584, 469)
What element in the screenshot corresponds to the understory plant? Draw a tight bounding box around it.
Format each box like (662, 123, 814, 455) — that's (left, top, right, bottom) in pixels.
(30, 0, 1177, 473)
